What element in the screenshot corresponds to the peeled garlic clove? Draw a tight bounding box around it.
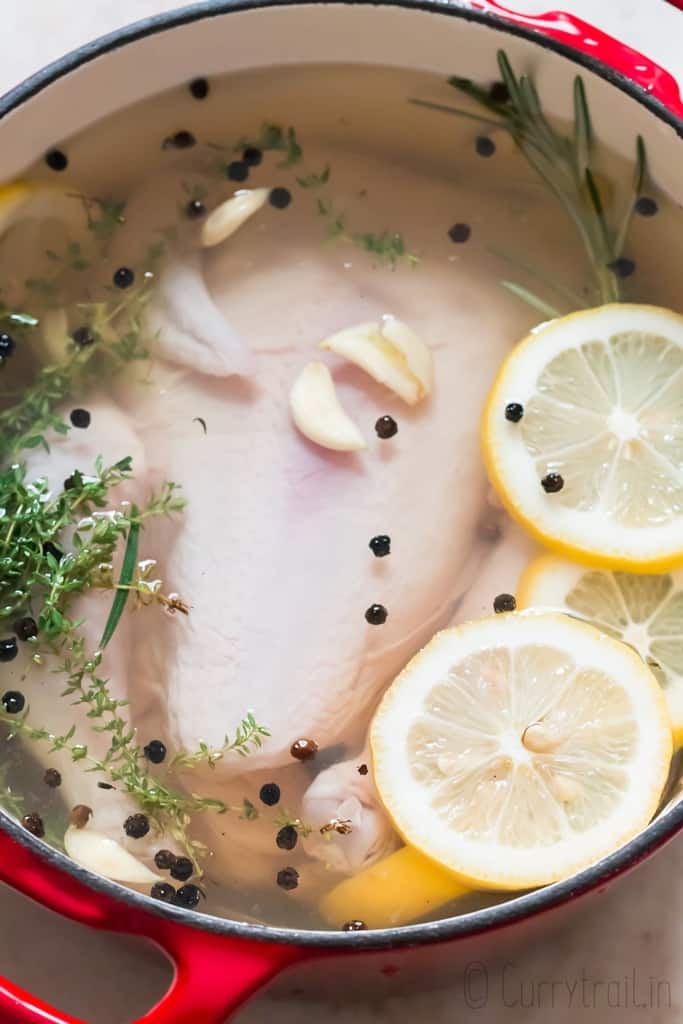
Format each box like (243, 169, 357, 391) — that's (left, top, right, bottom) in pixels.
(320, 319, 432, 405)
(64, 826, 160, 884)
(380, 315, 433, 398)
(201, 189, 269, 248)
(290, 362, 366, 452)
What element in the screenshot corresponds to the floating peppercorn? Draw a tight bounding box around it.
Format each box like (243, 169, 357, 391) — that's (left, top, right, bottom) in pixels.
(163, 130, 196, 150)
(113, 267, 135, 289)
(45, 149, 68, 172)
(63, 475, 78, 491)
(72, 326, 95, 348)
(635, 196, 658, 217)
(70, 805, 93, 829)
(151, 882, 176, 903)
(358, 764, 368, 776)
(226, 160, 249, 182)
(259, 782, 281, 806)
(144, 740, 167, 764)
(243, 146, 263, 166)
(488, 81, 510, 104)
(189, 77, 209, 100)
(186, 199, 206, 219)
(43, 541, 63, 562)
(276, 825, 299, 851)
(375, 415, 398, 439)
(475, 136, 496, 157)
(14, 616, 38, 641)
(541, 472, 564, 494)
(290, 738, 318, 762)
(269, 187, 292, 210)
(174, 884, 202, 908)
(170, 857, 194, 882)
(342, 920, 367, 931)
(97, 782, 114, 790)
(70, 408, 91, 429)
(276, 867, 299, 891)
(22, 813, 45, 838)
(0, 639, 18, 664)
(504, 402, 524, 423)
(0, 334, 16, 358)
(154, 849, 177, 871)
(365, 604, 388, 626)
(369, 535, 391, 558)
(124, 813, 150, 839)
(607, 257, 635, 278)
(2, 690, 25, 713)
(44, 768, 62, 788)
(493, 593, 516, 614)
(448, 223, 471, 244)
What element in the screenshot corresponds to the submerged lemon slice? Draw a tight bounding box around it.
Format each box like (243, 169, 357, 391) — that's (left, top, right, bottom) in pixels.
(370, 612, 672, 891)
(518, 553, 683, 746)
(482, 304, 683, 571)
(321, 844, 469, 929)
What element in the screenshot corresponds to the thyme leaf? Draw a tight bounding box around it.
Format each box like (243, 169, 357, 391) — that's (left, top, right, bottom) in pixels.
(171, 713, 271, 770)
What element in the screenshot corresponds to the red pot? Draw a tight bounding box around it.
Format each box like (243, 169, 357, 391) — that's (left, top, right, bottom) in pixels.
(1, 2, 682, 1021)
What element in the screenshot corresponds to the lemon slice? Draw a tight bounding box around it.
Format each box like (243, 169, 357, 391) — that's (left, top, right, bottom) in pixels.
(482, 304, 683, 571)
(321, 845, 469, 929)
(370, 612, 671, 890)
(518, 553, 683, 746)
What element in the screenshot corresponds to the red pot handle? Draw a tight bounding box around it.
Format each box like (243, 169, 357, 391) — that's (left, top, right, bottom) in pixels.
(0, 831, 312, 1024)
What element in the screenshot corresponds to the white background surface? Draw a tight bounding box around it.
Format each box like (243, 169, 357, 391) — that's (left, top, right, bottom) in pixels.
(0, 2, 682, 1022)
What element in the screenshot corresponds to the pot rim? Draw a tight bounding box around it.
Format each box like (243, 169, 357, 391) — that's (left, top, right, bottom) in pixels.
(1, 0, 682, 951)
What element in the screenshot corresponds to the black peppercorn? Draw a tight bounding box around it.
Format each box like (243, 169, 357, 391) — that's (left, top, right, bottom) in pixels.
(154, 849, 177, 871)
(2, 690, 25, 713)
(504, 402, 524, 423)
(70, 408, 91, 429)
(493, 592, 517, 614)
(290, 738, 318, 762)
(163, 130, 196, 150)
(269, 187, 292, 209)
(242, 146, 263, 166)
(72, 326, 95, 348)
(276, 825, 299, 851)
(365, 604, 388, 626)
(189, 78, 209, 100)
(124, 813, 150, 839)
(0, 639, 18, 663)
(170, 857, 194, 882)
(259, 783, 281, 806)
(174, 884, 202, 908)
(43, 541, 63, 562)
(63, 474, 78, 491)
(448, 223, 471, 244)
(342, 920, 367, 931)
(14, 616, 38, 641)
(44, 768, 62, 788)
(488, 81, 510, 104)
(375, 415, 398, 439)
(22, 813, 45, 838)
(151, 882, 176, 903)
(0, 334, 16, 358)
(186, 199, 206, 219)
(607, 257, 635, 279)
(475, 136, 496, 157)
(358, 764, 368, 776)
(276, 867, 299, 891)
(45, 149, 68, 172)
(635, 196, 658, 217)
(70, 805, 93, 829)
(144, 740, 167, 764)
(541, 472, 565, 494)
(97, 782, 114, 790)
(369, 535, 391, 558)
(113, 267, 135, 289)
(226, 160, 249, 182)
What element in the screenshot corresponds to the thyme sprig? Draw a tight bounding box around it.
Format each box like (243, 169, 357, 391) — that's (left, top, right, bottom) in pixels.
(170, 714, 271, 769)
(413, 50, 648, 311)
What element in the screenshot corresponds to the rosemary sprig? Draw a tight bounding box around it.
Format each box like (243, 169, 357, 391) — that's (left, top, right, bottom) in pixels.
(413, 50, 648, 312)
(99, 514, 140, 649)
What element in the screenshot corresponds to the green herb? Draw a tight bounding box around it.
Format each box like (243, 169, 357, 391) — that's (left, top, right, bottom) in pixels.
(297, 164, 331, 188)
(240, 798, 259, 821)
(99, 515, 140, 649)
(316, 197, 417, 268)
(412, 50, 648, 311)
(170, 713, 271, 770)
(237, 122, 303, 166)
(74, 195, 127, 248)
(0, 309, 39, 328)
(274, 809, 313, 838)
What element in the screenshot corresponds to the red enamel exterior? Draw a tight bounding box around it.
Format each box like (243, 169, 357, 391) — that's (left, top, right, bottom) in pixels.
(0, 3, 681, 1023)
